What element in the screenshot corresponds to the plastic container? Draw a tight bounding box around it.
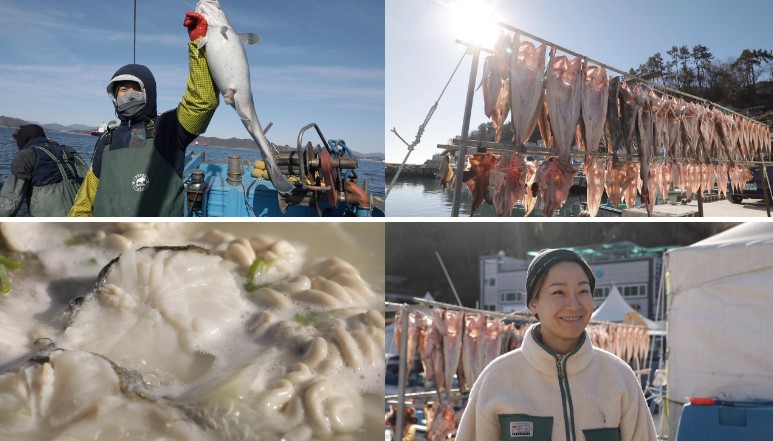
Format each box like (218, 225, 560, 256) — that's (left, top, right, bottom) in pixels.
(676, 402, 773, 441)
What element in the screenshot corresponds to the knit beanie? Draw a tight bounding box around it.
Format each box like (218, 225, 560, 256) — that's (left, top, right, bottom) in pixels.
(526, 248, 595, 307)
(13, 124, 46, 149)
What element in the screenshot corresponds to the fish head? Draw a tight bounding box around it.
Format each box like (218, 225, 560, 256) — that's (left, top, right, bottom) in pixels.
(195, 0, 227, 25)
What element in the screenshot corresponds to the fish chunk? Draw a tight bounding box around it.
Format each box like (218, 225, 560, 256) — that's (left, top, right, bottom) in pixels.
(490, 152, 528, 217)
(535, 156, 577, 216)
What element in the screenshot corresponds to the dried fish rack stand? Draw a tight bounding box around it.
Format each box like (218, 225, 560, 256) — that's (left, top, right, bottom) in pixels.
(385, 298, 663, 438)
(384, 299, 533, 438)
(443, 21, 772, 217)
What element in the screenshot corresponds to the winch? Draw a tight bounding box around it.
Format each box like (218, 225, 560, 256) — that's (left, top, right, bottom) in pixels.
(274, 123, 373, 213)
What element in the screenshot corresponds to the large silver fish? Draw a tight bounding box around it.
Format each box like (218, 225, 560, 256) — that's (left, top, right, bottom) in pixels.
(195, 0, 294, 194)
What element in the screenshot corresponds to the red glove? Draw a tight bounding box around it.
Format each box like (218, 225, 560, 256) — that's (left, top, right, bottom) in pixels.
(184, 12, 207, 41)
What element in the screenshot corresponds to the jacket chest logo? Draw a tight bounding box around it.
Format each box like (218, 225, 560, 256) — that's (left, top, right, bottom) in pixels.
(510, 421, 533, 437)
(132, 173, 150, 192)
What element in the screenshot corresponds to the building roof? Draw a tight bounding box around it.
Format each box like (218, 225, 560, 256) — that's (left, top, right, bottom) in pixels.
(526, 241, 677, 264)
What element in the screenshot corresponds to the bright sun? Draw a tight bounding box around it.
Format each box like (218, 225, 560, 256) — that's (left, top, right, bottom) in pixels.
(448, 0, 499, 48)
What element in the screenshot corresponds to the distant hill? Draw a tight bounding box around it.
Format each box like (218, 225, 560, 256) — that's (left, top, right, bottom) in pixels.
(0, 115, 96, 133)
(0, 116, 29, 129)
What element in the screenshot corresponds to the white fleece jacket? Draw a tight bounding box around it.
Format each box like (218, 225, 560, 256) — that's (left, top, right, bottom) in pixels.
(456, 324, 657, 441)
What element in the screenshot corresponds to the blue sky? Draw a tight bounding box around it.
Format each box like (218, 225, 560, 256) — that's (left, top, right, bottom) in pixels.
(0, 0, 384, 154)
(386, 0, 773, 164)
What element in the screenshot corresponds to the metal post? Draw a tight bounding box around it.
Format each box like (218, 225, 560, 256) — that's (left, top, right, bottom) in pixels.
(395, 306, 409, 441)
(451, 44, 481, 217)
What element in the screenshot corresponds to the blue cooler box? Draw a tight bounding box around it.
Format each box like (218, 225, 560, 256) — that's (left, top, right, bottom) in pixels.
(676, 402, 773, 441)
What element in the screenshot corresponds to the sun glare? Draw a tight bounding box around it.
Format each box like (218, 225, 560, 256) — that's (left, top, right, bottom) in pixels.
(449, 0, 498, 48)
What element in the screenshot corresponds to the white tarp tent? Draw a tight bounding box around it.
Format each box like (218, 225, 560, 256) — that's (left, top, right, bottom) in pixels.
(664, 223, 773, 438)
(591, 285, 660, 329)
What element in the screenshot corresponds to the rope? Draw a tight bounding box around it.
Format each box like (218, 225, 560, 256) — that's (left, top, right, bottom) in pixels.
(385, 50, 467, 198)
(133, 0, 137, 63)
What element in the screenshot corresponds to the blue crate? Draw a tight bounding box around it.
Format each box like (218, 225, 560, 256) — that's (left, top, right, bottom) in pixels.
(676, 402, 773, 441)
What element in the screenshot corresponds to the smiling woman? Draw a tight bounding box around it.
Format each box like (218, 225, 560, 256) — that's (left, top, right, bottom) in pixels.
(456, 248, 658, 441)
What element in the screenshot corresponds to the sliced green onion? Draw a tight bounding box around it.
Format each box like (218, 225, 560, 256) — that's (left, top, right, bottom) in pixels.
(0, 265, 10, 294)
(0, 255, 21, 270)
(293, 311, 317, 326)
(244, 258, 275, 292)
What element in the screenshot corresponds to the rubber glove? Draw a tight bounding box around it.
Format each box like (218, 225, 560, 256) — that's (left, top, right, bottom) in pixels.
(184, 12, 207, 41)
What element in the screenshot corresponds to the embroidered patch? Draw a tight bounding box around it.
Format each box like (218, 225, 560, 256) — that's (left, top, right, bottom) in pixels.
(510, 421, 533, 437)
(132, 173, 150, 192)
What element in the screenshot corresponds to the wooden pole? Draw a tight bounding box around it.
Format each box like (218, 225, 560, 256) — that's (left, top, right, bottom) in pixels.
(451, 44, 480, 217)
(761, 163, 771, 217)
(696, 187, 704, 217)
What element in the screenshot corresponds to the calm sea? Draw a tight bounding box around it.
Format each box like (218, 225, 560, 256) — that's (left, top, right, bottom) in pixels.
(385, 174, 590, 217)
(0, 126, 383, 216)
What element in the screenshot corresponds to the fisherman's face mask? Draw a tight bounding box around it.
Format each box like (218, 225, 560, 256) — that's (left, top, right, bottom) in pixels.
(115, 90, 146, 120)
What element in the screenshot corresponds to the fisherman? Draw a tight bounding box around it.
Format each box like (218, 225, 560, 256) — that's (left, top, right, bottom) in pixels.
(0, 124, 88, 216)
(68, 10, 218, 216)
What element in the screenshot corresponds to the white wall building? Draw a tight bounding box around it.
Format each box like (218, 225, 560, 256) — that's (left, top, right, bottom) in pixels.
(479, 242, 669, 319)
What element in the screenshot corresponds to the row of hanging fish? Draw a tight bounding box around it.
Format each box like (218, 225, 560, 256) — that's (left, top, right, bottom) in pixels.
(395, 310, 652, 392)
(588, 324, 650, 368)
(394, 309, 525, 401)
(474, 31, 772, 216)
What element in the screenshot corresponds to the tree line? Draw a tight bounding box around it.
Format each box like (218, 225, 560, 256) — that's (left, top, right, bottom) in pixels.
(630, 45, 773, 111)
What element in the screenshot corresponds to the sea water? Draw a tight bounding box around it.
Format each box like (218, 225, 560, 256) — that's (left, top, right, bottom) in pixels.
(386, 174, 589, 217)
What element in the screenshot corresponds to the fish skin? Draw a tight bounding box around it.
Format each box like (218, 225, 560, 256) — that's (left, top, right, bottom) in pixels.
(618, 81, 642, 155)
(536, 97, 554, 149)
(523, 160, 539, 217)
(581, 65, 609, 152)
(195, 0, 294, 194)
(604, 157, 626, 208)
(635, 86, 654, 215)
(490, 152, 527, 217)
(441, 310, 463, 401)
(535, 156, 577, 216)
(545, 50, 583, 162)
(583, 157, 606, 217)
(604, 77, 623, 153)
(439, 152, 454, 190)
(464, 153, 499, 216)
(509, 35, 547, 145)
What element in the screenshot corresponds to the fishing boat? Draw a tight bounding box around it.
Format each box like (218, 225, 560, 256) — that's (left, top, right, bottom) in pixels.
(90, 121, 114, 136)
(182, 123, 385, 217)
